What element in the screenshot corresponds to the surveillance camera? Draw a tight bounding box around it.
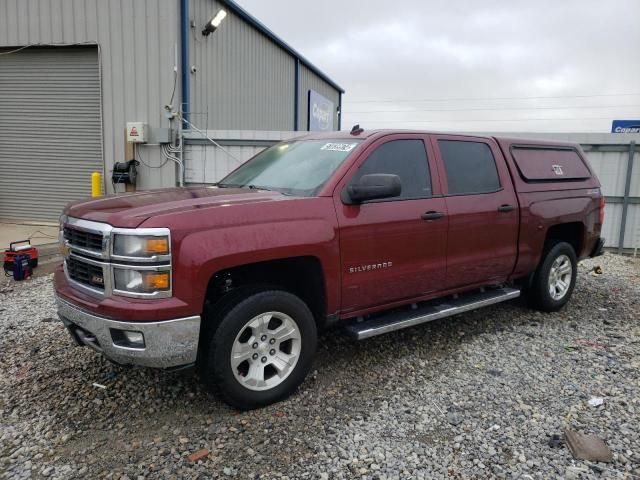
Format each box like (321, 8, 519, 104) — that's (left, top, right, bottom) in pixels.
(190, 65, 197, 74)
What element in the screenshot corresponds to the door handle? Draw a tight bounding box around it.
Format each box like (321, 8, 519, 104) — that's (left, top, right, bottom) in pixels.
(497, 204, 515, 212)
(421, 211, 445, 220)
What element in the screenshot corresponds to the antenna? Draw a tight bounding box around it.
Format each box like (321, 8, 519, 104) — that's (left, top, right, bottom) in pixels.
(350, 124, 364, 135)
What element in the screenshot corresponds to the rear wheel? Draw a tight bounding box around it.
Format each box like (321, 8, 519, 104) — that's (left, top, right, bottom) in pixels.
(202, 289, 317, 410)
(528, 241, 577, 312)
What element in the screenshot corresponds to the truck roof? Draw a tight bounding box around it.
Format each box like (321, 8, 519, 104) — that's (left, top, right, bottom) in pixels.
(297, 129, 580, 148)
(297, 129, 444, 140)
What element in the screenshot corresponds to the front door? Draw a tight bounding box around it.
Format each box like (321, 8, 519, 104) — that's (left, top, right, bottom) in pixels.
(334, 135, 448, 315)
(431, 135, 519, 289)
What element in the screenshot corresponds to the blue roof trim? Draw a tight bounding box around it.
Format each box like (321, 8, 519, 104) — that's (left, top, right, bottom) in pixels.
(221, 0, 345, 94)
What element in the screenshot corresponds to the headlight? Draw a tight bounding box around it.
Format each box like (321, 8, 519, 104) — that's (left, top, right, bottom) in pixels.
(112, 234, 170, 258)
(113, 268, 171, 294)
(111, 228, 171, 297)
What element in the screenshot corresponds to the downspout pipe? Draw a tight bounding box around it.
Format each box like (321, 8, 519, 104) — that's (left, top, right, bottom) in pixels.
(180, 0, 190, 129)
(293, 58, 300, 131)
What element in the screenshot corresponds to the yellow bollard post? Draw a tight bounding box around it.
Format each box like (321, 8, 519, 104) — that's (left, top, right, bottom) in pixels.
(91, 172, 102, 197)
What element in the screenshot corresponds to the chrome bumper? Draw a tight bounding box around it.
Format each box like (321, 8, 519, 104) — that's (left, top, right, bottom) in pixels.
(56, 296, 200, 368)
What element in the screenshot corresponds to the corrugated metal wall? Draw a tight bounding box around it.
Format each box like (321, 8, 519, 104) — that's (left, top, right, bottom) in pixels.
(0, 46, 103, 221)
(0, 0, 180, 195)
(183, 130, 304, 183)
(185, 131, 640, 249)
(298, 64, 341, 131)
(586, 149, 636, 250)
(0, 0, 342, 206)
(190, 0, 295, 131)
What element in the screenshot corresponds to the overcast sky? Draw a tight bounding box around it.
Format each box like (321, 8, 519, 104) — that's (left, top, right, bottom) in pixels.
(236, 0, 640, 133)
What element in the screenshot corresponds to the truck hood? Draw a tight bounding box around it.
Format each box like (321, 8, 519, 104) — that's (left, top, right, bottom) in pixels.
(65, 186, 289, 228)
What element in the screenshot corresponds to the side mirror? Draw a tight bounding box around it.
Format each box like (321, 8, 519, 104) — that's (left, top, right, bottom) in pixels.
(345, 174, 401, 203)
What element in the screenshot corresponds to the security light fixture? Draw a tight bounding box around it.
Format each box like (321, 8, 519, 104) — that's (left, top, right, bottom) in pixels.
(202, 9, 227, 36)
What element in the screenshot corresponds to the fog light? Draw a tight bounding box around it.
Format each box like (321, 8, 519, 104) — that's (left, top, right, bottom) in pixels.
(124, 331, 144, 346)
(111, 329, 145, 349)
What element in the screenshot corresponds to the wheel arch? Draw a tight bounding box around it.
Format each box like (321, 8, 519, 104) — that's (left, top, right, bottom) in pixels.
(203, 255, 329, 328)
(543, 222, 585, 256)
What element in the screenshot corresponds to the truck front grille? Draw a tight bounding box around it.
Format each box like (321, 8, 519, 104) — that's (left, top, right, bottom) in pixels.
(67, 257, 105, 290)
(64, 227, 103, 252)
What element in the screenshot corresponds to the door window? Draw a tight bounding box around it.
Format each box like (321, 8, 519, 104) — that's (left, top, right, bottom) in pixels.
(438, 140, 500, 195)
(351, 139, 432, 200)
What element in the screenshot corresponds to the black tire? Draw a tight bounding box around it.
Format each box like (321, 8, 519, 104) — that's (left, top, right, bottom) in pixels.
(528, 241, 577, 312)
(202, 289, 317, 410)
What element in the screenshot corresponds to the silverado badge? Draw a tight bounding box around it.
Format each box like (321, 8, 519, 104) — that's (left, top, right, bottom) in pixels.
(349, 262, 393, 274)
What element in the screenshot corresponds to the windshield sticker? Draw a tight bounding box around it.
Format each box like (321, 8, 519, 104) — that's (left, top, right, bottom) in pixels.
(320, 143, 358, 152)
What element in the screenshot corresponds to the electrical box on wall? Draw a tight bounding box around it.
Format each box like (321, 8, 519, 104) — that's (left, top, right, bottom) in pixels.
(126, 122, 148, 143)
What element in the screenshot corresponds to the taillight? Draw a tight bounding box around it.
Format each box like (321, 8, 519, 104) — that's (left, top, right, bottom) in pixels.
(599, 196, 605, 225)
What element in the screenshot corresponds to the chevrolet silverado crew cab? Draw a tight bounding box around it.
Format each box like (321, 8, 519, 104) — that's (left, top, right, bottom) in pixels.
(55, 129, 605, 409)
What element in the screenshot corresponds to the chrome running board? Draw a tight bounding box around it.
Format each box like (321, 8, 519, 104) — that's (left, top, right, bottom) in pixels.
(345, 287, 521, 340)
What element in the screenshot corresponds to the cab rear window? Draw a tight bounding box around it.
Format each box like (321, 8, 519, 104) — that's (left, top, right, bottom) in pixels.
(511, 146, 591, 182)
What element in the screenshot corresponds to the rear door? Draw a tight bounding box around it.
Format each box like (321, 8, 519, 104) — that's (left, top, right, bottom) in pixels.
(431, 135, 519, 289)
(334, 134, 448, 314)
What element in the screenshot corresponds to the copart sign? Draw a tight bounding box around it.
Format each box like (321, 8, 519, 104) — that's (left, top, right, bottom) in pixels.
(611, 120, 640, 133)
(308, 90, 334, 131)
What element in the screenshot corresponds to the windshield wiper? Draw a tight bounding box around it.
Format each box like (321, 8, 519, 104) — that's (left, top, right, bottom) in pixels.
(215, 183, 270, 190)
(249, 185, 292, 196)
(216, 183, 289, 195)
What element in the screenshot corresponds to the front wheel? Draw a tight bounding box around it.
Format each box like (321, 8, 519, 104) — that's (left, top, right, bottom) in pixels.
(203, 289, 317, 410)
(528, 241, 577, 312)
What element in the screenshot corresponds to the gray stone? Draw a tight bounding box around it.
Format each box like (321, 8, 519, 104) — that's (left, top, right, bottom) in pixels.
(0, 254, 638, 479)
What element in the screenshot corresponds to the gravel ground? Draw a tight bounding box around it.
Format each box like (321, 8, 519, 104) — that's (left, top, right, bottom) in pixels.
(1, 253, 639, 479)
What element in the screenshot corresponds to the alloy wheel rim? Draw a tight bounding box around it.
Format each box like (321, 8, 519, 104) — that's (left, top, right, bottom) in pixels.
(230, 311, 302, 391)
(548, 254, 572, 300)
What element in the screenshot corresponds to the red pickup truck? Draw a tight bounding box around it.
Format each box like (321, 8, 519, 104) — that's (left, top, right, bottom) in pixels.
(55, 129, 605, 409)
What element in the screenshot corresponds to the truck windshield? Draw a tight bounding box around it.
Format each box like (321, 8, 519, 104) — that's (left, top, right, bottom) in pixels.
(217, 140, 362, 196)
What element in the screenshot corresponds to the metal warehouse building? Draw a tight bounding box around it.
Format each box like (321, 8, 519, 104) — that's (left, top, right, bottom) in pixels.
(0, 0, 344, 222)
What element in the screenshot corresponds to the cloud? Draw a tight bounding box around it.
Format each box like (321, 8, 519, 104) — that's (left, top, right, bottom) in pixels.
(236, 0, 640, 132)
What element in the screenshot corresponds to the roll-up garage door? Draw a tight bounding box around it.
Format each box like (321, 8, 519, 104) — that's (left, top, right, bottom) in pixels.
(0, 46, 102, 223)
